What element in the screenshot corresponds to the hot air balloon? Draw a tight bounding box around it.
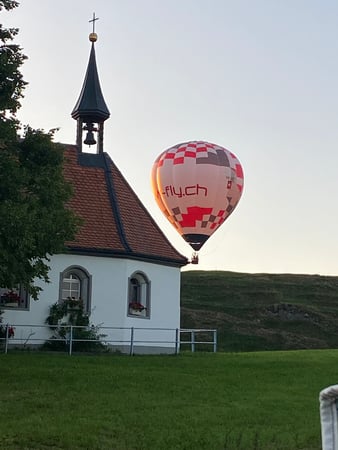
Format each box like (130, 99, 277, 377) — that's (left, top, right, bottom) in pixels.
(151, 141, 244, 262)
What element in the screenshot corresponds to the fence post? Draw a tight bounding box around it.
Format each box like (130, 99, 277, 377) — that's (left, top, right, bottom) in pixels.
(175, 328, 179, 355)
(191, 330, 195, 352)
(69, 325, 73, 356)
(213, 330, 217, 353)
(130, 327, 134, 356)
(4, 324, 9, 354)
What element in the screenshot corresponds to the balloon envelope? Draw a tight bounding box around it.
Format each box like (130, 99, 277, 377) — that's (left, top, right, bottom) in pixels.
(151, 141, 244, 251)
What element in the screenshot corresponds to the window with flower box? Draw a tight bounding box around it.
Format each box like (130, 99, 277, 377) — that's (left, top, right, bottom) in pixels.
(128, 272, 150, 318)
(0, 286, 29, 309)
(59, 266, 92, 313)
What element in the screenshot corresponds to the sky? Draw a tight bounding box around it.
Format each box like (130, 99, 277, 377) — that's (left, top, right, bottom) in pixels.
(3, 0, 338, 275)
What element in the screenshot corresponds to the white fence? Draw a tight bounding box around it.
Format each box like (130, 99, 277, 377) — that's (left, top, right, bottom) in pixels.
(0, 324, 217, 355)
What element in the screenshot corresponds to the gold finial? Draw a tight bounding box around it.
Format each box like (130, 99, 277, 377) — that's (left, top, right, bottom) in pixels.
(89, 12, 99, 42)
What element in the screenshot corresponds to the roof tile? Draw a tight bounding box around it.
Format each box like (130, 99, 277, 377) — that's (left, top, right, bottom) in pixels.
(63, 146, 188, 267)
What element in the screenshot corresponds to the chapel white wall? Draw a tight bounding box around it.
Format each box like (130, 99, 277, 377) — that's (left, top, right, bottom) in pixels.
(2, 253, 182, 351)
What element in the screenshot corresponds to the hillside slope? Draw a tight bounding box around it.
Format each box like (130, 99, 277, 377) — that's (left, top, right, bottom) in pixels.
(180, 270, 338, 351)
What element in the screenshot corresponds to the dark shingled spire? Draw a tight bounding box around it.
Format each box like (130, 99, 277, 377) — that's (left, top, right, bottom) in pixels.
(71, 43, 110, 123)
(71, 26, 110, 153)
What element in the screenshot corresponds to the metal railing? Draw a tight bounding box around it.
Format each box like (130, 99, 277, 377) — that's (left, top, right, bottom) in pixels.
(0, 324, 217, 355)
(180, 328, 217, 353)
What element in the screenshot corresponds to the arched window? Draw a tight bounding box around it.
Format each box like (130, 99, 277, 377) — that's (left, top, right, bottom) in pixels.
(61, 273, 81, 300)
(128, 272, 150, 318)
(59, 266, 92, 313)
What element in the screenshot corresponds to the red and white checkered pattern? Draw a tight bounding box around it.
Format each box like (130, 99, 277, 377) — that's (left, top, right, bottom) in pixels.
(151, 141, 244, 250)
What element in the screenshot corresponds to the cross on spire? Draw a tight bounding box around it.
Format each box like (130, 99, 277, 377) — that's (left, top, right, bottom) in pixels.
(89, 12, 99, 33)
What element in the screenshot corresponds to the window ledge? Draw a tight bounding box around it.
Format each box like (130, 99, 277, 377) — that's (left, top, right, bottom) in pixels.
(128, 312, 150, 319)
(1, 306, 29, 311)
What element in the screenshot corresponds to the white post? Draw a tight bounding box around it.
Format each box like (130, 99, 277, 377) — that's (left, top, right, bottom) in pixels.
(130, 327, 134, 356)
(191, 330, 195, 352)
(69, 326, 73, 356)
(213, 330, 217, 353)
(320, 385, 338, 450)
(5, 324, 9, 354)
(175, 328, 179, 355)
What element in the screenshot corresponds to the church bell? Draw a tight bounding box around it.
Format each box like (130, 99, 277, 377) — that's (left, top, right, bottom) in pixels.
(83, 122, 97, 146)
(83, 130, 96, 146)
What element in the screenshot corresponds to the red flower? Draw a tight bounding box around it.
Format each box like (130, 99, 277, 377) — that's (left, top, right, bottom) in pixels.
(3, 291, 20, 303)
(129, 302, 146, 311)
(8, 326, 15, 338)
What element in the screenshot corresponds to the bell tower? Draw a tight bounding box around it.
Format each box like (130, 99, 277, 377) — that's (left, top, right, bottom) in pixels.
(71, 13, 110, 153)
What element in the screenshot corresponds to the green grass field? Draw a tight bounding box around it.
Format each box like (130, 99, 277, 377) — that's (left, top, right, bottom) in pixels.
(0, 350, 335, 449)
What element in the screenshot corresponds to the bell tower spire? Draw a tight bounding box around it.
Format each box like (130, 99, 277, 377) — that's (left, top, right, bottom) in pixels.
(71, 13, 110, 153)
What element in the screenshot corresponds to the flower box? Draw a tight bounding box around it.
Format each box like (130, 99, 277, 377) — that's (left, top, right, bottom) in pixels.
(129, 307, 147, 317)
(1, 291, 21, 306)
(129, 302, 147, 316)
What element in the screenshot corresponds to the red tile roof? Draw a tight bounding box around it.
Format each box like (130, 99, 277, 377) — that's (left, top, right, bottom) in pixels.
(63, 145, 188, 267)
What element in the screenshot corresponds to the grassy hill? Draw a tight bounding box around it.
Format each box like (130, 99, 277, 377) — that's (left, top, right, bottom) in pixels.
(180, 270, 338, 352)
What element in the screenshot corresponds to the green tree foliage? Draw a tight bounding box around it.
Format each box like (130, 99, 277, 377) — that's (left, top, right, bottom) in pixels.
(0, 1, 79, 298)
(0, 1, 26, 116)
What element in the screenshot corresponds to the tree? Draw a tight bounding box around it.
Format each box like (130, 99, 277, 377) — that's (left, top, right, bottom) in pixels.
(0, 1, 79, 298)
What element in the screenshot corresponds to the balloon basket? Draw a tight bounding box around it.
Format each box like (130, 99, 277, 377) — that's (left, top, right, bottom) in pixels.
(191, 252, 199, 265)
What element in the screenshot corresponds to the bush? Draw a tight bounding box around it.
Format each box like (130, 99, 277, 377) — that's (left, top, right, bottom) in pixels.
(43, 298, 106, 352)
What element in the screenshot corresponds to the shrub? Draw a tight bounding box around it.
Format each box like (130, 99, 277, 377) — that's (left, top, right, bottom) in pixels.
(44, 298, 106, 352)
